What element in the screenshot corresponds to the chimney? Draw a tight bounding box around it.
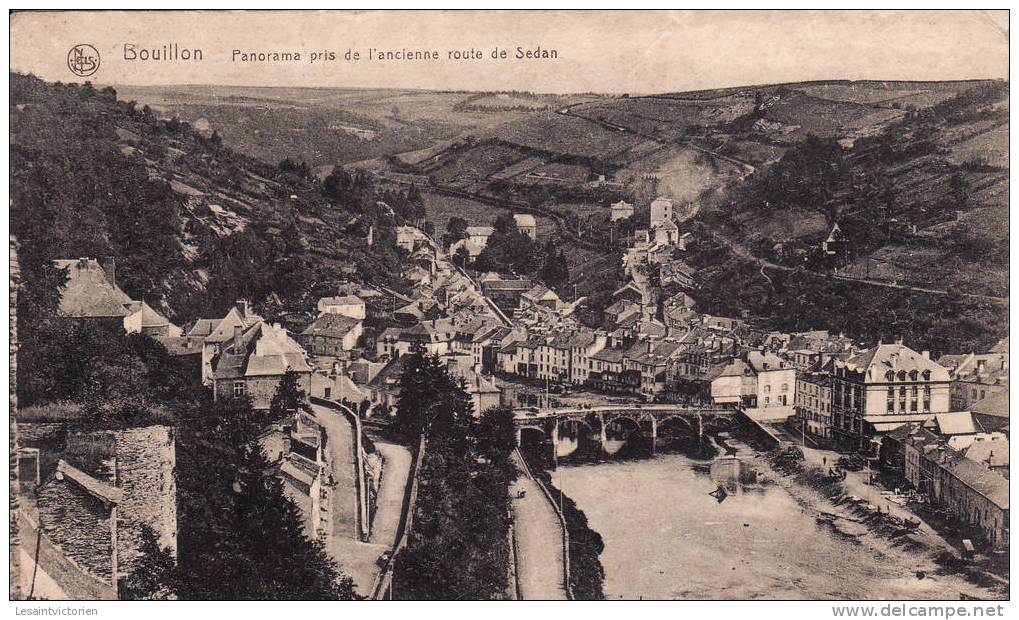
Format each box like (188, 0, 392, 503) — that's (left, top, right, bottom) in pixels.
(233, 325, 243, 351)
(235, 299, 249, 318)
(922, 350, 930, 360)
(101, 256, 116, 287)
(977, 359, 987, 373)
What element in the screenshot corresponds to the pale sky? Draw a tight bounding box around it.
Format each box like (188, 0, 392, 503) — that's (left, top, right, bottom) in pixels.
(10, 10, 1010, 94)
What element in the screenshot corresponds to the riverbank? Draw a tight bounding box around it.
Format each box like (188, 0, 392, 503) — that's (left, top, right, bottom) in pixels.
(740, 440, 1007, 600)
(556, 443, 1007, 600)
(521, 449, 606, 600)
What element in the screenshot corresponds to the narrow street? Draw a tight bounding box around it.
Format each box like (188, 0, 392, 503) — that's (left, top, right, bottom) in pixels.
(510, 451, 569, 600)
(310, 402, 390, 596)
(310, 402, 358, 540)
(369, 441, 413, 547)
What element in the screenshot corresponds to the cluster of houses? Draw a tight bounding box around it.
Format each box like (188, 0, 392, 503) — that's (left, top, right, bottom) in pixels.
(31, 197, 1009, 592)
(446, 212, 537, 260)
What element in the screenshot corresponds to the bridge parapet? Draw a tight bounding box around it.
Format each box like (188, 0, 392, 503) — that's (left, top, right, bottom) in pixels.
(512, 403, 736, 422)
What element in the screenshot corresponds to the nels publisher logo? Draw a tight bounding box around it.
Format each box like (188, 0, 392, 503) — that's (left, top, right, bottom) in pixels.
(67, 44, 100, 77)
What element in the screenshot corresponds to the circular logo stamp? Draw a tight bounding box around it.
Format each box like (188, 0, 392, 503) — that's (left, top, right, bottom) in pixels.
(67, 44, 100, 77)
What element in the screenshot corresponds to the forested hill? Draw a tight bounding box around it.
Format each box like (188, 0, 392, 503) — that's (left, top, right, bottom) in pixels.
(10, 73, 416, 325)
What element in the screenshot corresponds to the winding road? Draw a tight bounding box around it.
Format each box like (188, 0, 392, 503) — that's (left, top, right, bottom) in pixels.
(698, 223, 1008, 304)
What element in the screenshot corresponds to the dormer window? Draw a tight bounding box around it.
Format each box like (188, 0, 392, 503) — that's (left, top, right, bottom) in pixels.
(886, 370, 895, 382)
(922, 370, 931, 381)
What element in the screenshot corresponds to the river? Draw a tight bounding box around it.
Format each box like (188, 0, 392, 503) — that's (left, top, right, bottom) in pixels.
(554, 453, 990, 600)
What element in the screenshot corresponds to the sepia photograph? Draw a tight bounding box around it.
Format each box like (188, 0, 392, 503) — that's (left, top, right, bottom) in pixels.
(6, 8, 1011, 608)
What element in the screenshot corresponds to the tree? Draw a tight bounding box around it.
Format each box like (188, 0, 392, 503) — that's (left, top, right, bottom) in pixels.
(442, 217, 469, 249)
(169, 395, 356, 599)
(406, 183, 426, 222)
(269, 369, 311, 424)
(394, 346, 472, 443)
(453, 245, 471, 269)
(473, 406, 516, 461)
(119, 526, 177, 600)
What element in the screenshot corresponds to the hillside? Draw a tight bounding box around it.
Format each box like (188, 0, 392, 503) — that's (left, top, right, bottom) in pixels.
(10, 73, 411, 326)
(86, 77, 1009, 354)
(112, 85, 597, 172)
(700, 80, 1009, 297)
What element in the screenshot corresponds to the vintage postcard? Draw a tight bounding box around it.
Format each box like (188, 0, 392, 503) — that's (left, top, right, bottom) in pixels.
(7, 9, 1010, 607)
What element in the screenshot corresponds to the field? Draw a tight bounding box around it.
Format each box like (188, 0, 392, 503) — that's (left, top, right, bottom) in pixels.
(428, 143, 529, 190)
(419, 191, 556, 243)
(113, 85, 580, 168)
(571, 95, 753, 138)
(478, 111, 645, 160)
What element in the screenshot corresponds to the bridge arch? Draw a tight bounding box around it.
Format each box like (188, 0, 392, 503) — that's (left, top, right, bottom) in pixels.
(556, 418, 601, 461)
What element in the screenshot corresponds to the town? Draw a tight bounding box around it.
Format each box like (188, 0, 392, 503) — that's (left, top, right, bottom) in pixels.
(8, 45, 1009, 602)
(13, 192, 1008, 600)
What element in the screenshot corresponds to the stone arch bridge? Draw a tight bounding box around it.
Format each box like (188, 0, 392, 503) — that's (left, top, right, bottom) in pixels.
(513, 404, 739, 462)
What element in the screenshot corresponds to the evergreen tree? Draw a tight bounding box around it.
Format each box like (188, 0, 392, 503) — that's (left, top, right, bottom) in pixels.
(169, 395, 356, 600)
(268, 369, 311, 424)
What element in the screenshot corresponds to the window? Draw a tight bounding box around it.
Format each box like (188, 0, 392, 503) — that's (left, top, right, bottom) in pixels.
(233, 381, 246, 397)
(781, 383, 789, 392)
(763, 385, 771, 394)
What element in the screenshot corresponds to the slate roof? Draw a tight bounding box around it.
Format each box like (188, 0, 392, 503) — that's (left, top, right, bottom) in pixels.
(54, 258, 133, 318)
(301, 314, 361, 339)
(941, 452, 1009, 510)
(970, 392, 1009, 420)
(747, 351, 787, 373)
(204, 306, 263, 344)
(843, 343, 950, 382)
(592, 347, 627, 364)
(213, 322, 311, 380)
(126, 301, 173, 328)
(961, 436, 1009, 468)
(319, 295, 364, 307)
(187, 318, 220, 339)
(932, 412, 977, 436)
